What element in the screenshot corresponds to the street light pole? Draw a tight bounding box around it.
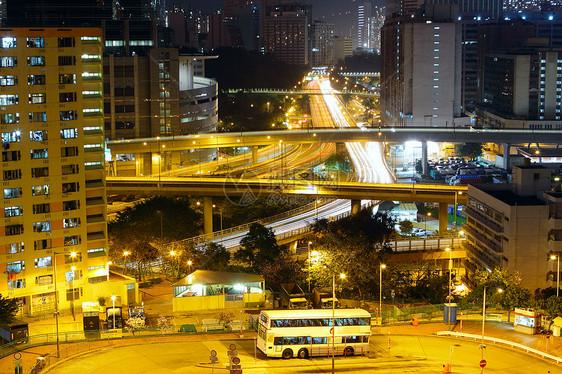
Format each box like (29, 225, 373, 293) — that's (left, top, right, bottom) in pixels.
(111, 295, 116, 329)
(380, 264, 386, 325)
(481, 286, 487, 373)
(331, 272, 345, 374)
(445, 247, 452, 330)
(332, 273, 335, 374)
(425, 212, 431, 238)
(308, 241, 312, 295)
(53, 251, 76, 358)
(123, 251, 129, 275)
(551, 254, 560, 297)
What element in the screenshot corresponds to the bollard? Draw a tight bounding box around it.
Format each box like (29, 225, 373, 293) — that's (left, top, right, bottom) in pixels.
(443, 363, 450, 373)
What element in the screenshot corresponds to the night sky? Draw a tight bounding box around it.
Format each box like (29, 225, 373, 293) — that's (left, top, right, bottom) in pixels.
(184, 0, 370, 36)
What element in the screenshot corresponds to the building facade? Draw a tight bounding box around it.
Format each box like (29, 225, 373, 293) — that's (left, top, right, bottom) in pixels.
(381, 8, 464, 127)
(463, 165, 560, 291)
(0, 28, 111, 314)
(262, 4, 310, 65)
(311, 21, 334, 67)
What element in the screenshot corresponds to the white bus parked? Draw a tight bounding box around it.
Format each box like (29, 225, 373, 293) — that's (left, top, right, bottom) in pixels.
(256, 309, 371, 359)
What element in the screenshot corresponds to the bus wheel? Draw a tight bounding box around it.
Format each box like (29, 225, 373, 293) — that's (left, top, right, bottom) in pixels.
(297, 348, 309, 359)
(344, 347, 354, 356)
(282, 349, 293, 359)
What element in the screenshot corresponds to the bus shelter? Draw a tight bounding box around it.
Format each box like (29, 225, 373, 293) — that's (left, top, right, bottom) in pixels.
(172, 270, 265, 312)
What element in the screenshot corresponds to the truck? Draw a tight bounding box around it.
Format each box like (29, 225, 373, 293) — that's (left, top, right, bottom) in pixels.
(0, 321, 29, 344)
(313, 288, 339, 309)
(280, 283, 308, 309)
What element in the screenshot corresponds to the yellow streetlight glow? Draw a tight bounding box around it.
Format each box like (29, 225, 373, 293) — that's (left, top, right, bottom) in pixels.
(340, 273, 346, 279)
(170, 250, 176, 256)
(187, 260, 193, 266)
(70, 252, 77, 257)
(551, 255, 557, 261)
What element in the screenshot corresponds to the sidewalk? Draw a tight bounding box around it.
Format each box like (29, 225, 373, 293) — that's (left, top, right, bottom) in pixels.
(378, 320, 562, 359)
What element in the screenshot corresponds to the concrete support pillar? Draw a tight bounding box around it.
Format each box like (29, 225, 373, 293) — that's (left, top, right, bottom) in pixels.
(251, 145, 259, 165)
(171, 150, 181, 170)
(351, 200, 361, 215)
(203, 196, 213, 235)
(336, 142, 346, 153)
(438, 203, 448, 235)
(502, 143, 510, 170)
(421, 141, 428, 175)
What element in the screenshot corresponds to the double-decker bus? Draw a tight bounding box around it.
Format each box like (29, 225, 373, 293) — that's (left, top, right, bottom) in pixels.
(257, 309, 371, 359)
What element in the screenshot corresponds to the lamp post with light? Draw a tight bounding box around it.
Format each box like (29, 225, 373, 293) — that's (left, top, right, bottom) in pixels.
(53, 251, 77, 358)
(380, 264, 386, 325)
(331, 272, 345, 374)
(111, 295, 117, 329)
(550, 254, 560, 297)
(187, 260, 193, 274)
(307, 241, 312, 295)
(170, 250, 176, 279)
(425, 212, 432, 238)
(123, 251, 129, 275)
(445, 247, 453, 330)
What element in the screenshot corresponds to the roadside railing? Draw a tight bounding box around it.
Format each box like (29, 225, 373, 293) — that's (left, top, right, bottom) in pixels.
(436, 331, 562, 364)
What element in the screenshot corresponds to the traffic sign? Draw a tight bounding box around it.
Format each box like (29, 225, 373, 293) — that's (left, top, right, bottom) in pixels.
(229, 343, 237, 351)
(13, 353, 21, 360)
(210, 356, 218, 364)
(232, 357, 240, 365)
(479, 359, 487, 368)
(210, 350, 217, 357)
(546, 332, 551, 339)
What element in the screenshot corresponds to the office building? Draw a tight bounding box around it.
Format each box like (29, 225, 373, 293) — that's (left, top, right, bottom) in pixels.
(357, 2, 372, 50)
(0, 28, 130, 314)
(381, 5, 465, 127)
(334, 36, 353, 64)
(463, 164, 560, 291)
(262, 3, 311, 65)
(311, 21, 334, 67)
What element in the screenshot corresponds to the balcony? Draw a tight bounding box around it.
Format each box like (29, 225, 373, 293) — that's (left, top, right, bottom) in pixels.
(464, 206, 503, 233)
(86, 196, 105, 206)
(548, 217, 562, 231)
(548, 240, 562, 252)
(87, 231, 105, 240)
(463, 225, 503, 253)
(463, 241, 498, 270)
(87, 213, 105, 223)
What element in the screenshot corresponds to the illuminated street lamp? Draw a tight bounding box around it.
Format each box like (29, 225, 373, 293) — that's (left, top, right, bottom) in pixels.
(425, 212, 432, 238)
(331, 272, 345, 374)
(550, 254, 560, 297)
(111, 295, 117, 329)
(380, 264, 386, 325)
(307, 241, 313, 294)
(187, 260, 193, 274)
(53, 251, 77, 358)
(445, 247, 453, 330)
(123, 251, 130, 275)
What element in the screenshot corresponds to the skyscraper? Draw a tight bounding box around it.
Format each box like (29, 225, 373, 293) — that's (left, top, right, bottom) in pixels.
(357, 2, 372, 50)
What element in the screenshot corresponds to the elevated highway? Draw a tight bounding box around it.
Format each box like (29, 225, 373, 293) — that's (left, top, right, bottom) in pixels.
(106, 177, 467, 205)
(225, 88, 378, 97)
(106, 127, 561, 155)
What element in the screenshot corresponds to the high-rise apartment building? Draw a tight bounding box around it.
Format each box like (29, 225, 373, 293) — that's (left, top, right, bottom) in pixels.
(381, 5, 465, 127)
(357, 2, 372, 50)
(262, 3, 311, 65)
(0, 28, 117, 314)
(311, 21, 334, 67)
(334, 36, 353, 64)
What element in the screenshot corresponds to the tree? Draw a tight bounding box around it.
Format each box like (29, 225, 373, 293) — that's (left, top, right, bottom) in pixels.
(460, 268, 523, 311)
(543, 296, 562, 319)
(398, 220, 414, 235)
(259, 255, 304, 291)
(496, 286, 532, 322)
(307, 208, 396, 298)
(197, 242, 231, 272)
(235, 223, 281, 270)
(454, 143, 483, 160)
(0, 294, 18, 326)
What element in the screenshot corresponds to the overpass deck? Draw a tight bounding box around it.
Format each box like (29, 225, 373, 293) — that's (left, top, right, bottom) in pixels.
(106, 177, 467, 204)
(106, 127, 562, 154)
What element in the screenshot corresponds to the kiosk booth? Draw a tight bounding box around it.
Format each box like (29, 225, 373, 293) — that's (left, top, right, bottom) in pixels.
(513, 308, 541, 335)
